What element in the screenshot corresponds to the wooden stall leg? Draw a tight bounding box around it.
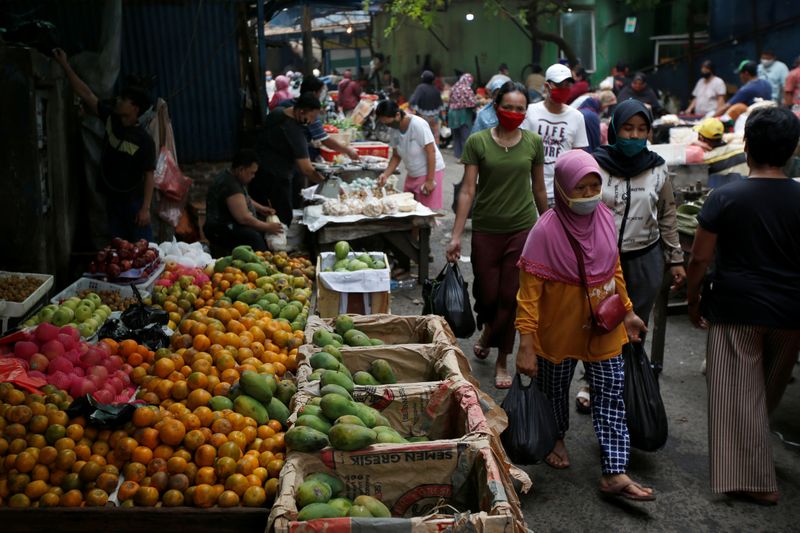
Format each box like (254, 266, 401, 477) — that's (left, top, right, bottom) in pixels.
(418, 226, 431, 281)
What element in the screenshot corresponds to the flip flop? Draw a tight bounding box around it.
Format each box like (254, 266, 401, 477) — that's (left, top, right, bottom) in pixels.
(494, 373, 513, 389)
(544, 451, 570, 470)
(575, 388, 591, 415)
(599, 480, 656, 502)
(473, 343, 490, 360)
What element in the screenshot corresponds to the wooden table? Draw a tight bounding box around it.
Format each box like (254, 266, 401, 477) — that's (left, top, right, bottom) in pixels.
(306, 214, 436, 281)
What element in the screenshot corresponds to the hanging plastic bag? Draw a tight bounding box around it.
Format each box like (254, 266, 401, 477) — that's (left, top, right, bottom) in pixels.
(154, 147, 192, 202)
(500, 375, 559, 464)
(0, 358, 46, 394)
(422, 262, 475, 338)
(623, 343, 668, 451)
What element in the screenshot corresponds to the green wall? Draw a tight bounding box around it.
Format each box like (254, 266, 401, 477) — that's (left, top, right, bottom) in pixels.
(372, 0, 692, 91)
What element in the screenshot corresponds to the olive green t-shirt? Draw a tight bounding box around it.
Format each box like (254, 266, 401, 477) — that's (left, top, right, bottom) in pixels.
(460, 128, 544, 233)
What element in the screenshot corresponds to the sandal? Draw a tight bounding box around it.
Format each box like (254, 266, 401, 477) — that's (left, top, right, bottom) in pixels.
(494, 373, 513, 389)
(575, 387, 591, 415)
(473, 343, 490, 360)
(544, 451, 570, 470)
(599, 479, 656, 502)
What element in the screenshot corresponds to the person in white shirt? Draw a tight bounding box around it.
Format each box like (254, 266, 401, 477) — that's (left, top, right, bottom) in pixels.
(684, 60, 727, 116)
(521, 63, 589, 205)
(757, 50, 789, 101)
(377, 100, 446, 210)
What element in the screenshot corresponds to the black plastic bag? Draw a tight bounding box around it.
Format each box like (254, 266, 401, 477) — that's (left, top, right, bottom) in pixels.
(423, 262, 475, 338)
(65, 395, 137, 429)
(120, 285, 169, 330)
(97, 318, 132, 341)
(133, 323, 170, 350)
(500, 375, 559, 464)
(623, 343, 668, 451)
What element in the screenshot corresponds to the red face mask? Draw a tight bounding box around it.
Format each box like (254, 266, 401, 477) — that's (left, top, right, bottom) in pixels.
(496, 108, 526, 130)
(549, 86, 571, 104)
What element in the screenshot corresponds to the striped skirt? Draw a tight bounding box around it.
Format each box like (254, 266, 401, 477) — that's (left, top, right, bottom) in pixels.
(706, 323, 800, 493)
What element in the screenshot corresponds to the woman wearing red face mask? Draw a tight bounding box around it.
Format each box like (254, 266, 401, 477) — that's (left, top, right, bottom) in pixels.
(447, 81, 548, 389)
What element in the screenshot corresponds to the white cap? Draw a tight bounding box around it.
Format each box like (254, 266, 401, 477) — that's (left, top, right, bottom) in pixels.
(545, 64, 573, 84)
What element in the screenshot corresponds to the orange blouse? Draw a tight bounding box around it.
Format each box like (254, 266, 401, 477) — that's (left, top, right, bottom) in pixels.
(515, 260, 633, 363)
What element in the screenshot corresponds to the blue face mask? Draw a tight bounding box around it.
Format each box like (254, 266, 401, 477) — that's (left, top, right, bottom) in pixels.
(614, 137, 647, 157)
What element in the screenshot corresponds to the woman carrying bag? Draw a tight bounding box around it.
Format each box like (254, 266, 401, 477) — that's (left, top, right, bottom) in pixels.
(515, 149, 653, 500)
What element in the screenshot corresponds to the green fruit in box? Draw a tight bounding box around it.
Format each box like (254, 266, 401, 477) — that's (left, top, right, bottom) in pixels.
(79, 298, 96, 311)
(350, 334, 372, 347)
(353, 371, 380, 386)
(308, 371, 324, 382)
(296, 479, 332, 508)
(232, 259, 246, 270)
(375, 427, 407, 444)
(264, 292, 280, 304)
(334, 315, 354, 335)
(349, 505, 373, 517)
(342, 329, 367, 345)
(335, 268, 347, 273)
(267, 304, 281, 318)
(308, 397, 322, 406)
(275, 381, 297, 406)
(369, 338, 384, 346)
(268, 397, 291, 429)
(239, 371, 274, 404)
(297, 503, 341, 521)
(214, 256, 232, 273)
(300, 404, 323, 418)
(209, 396, 233, 411)
(244, 262, 268, 278)
(351, 404, 378, 428)
(327, 497, 352, 517)
(285, 426, 329, 452)
(334, 241, 350, 260)
(306, 473, 345, 496)
(78, 322, 95, 338)
(323, 345, 343, 362)
(336, 363, 352, 379)
(329, 424, 377, 451)
(373, 260, 386, 270)
(62, 297, 81, 310)
(86, 292, 102, 307)
(296, 415, 332, 435)
(313, 329, 335, 347)
(407, 436, 430, 443)
(232, 245, 259, 263)
(334, 415, 366, 427)
(373, 412, 391, 428)
(51, 307, 74, 327)
(320, 394, 355, 421)
(332, 333, 343, 342)
(319, 384, 352, 400)
(347, 260, 369, 271)
(255, 299, 271, 309)
(310, 352, 339, 371)
(369, 359, 397, 385)
(237, 289, 264, 305)
(353, 495, 391, 518)
(333, 259, 349, 271)
(356, 254, 374, 266)
(226, 284, 248, 299)
(320, 370, 354, 393)
(233, 395, 268, 425)
(279, 305, 300, 321)
(291, 321, 304, 332)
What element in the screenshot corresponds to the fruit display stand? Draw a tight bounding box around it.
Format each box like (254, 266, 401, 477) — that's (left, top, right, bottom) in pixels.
(0, 272, 54, 334)
(315, 253, 390, 317)
(50, 277, 152, 306)
(304, 314, 456, 347)
(268, 437, 524, 532)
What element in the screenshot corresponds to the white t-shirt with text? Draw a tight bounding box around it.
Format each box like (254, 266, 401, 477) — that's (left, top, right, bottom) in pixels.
(521, 102, 588, 200)
(390, 114, 446, 177)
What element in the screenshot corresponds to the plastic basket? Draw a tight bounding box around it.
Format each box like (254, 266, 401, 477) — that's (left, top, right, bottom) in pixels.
(51, 278, 152, 305)
(0, 272, 54, 318)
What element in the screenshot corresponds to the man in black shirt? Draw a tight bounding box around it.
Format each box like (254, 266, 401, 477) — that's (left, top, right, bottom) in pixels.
(54, 48, 156, 242)
(251, 92, 327, 225)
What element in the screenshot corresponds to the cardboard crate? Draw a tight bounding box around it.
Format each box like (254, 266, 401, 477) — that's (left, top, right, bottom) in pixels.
(304, 314, 456, 347)
(315, 253, 390, 318)
(268, 437, 525, 532)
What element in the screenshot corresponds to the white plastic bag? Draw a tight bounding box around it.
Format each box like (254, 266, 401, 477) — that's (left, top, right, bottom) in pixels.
(266, 224, 289, 252)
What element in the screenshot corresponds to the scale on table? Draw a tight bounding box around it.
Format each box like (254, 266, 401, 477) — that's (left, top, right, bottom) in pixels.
(316, 176, 343, 199)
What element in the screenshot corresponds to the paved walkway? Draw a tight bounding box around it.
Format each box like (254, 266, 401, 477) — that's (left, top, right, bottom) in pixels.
(390, 149, 800, 532)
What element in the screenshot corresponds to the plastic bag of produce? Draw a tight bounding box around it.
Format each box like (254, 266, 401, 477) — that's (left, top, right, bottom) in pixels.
(65, 394, 137, 429)
(623, 343, 668, 451)
(266, 223, 289, 252)
(423, 262, 475, 338)
(154, 147, 191, 202)
(500, 375, 558, 465)
(120, 286, 169, 330)
(133, 323, 170, 350)
(97, 318, 132, 342)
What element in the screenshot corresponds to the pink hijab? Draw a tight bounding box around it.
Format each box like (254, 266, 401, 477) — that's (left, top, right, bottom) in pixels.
(269, 75, 292, 110)
(518, 150, 618, 286)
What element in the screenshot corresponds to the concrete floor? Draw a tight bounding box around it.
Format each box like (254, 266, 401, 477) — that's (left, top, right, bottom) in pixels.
(389, 150, 800, 532)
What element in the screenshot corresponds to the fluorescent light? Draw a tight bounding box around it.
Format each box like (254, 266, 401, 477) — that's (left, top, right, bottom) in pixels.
(465, 13, 475, 21)
(346, 25, 353, 34)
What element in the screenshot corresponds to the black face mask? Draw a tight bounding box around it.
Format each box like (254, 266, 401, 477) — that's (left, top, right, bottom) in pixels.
(701, 71, 712, 79)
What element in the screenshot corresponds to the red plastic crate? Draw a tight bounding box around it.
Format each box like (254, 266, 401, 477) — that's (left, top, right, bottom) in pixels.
(320, 142, 390, 161)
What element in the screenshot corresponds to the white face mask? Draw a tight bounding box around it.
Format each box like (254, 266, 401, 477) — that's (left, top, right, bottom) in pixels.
(557, 182, 602, 215)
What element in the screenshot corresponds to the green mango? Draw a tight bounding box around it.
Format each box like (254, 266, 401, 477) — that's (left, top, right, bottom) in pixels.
(232, 245, 259, 263)
(320, 370, 354, 393)
(275, 380, 297, 406)
(320, 393, 356, 421)
(209, 396, 233, 411)
(244, 262, 268, 278)
(308, 370, 324, 382)
(373, 412, 391, 428)
(374, 427, 407, 444)
(336, 363, 352, 379)
(327, 497, 352, 517)
(268, 397, 290, 429)
(329, 424, 377, 451)
(356, 253, 374, 266)
(334, 315, 355, 336)
(310, 352, 340, 371)
(323, 345, 343, 362)
(285, 426, 329, 452)
(239, 371, 274, 404)
(299, 404, 323, 418)
(232, 259, 247, 270)
(296, 415, 332, 435)
(334, 241, 350, 260)
(342, 329, 364, 345)
(348, 505, 373, 517)
(353, 371, 380, 386)
(369, 359, 397, 385)
(334, 415, 366, 427)
(353, 495, 391, 518)
(332, 333, 343, 343)
(297, 503, 340, 521)
(306, 473, 345, 496)
(237, 289, 264, 305)
(225, 283, 248, 300)
(213, 256, 232, 273)
(313, 329, 335, 347)
(407, 436, 430, 443)
(320, 384, 353, 400)
(297, 479, 332, 508)
(233, 395, 268, 425)
(308, 397, 322, 406)
(369, 338, 385, 346)
(351, 404, 378, 428)
(347, 260, 369, 271)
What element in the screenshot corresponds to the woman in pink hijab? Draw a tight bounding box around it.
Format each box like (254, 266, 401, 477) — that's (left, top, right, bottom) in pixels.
(269, 75, 292, 110)
(515, 149, 653, 501)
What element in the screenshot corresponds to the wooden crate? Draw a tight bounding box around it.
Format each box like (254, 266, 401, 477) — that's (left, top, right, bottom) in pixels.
(315, 253, 390, 318)
(0, 507, 267, 533)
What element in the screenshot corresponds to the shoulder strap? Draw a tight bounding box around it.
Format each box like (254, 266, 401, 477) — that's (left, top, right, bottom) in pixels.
(555, 213, 595, 316)
(617, 178, 632, 252)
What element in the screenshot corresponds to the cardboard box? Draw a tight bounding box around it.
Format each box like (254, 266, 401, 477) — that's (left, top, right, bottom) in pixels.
(304, 314, 456, 347)
(315, 254, 390, 318)
(268, 437, 525, 532)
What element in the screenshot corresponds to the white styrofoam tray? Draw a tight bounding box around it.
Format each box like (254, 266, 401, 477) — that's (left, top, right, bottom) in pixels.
(0, 271, 54, 318)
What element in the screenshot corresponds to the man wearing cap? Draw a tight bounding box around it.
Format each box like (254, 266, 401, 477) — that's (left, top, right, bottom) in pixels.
(716, 61, 772, 117)
(520, 63, 588, 206)
(691, 118, 749, 180)
(470, 75, 512, 134)
(757, 50, 789, 102)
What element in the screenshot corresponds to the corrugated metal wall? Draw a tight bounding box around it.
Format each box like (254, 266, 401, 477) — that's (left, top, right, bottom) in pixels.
(2, 0, 244, 162)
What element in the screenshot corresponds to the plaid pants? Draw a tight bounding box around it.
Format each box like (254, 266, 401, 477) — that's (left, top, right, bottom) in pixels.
(537, 356, 630, 475)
